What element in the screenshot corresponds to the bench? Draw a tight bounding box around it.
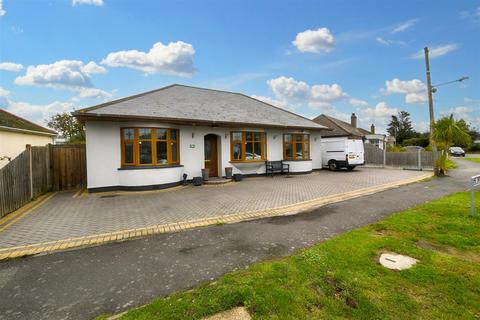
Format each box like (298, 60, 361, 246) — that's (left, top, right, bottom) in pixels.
(265, 160, 289, 176)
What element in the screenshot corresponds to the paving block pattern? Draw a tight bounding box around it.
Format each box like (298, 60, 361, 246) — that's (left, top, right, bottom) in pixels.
(0, 168, 428, 257)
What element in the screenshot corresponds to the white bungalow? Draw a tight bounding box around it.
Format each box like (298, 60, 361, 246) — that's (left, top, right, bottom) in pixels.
(74, 84, 328, 192)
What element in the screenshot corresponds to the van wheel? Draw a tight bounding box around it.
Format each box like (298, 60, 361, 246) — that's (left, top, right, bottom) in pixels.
(328, 160, 338, 171)
(347, 165, 356, 171)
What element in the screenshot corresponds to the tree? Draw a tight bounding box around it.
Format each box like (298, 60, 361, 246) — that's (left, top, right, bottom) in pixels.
(47, 113, 85, 144)
(387, 111, 416, 145)
(432, 114, 471, 175)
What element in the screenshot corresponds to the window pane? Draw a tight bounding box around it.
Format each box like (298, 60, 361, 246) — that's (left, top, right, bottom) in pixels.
(232, 132, 242, 141)
(156, 129, 167, 140)
(170, 129, 177, 141)
(246, 132, 252, 141)
(123, 128, 134, 141)
(246, 142, 253, 160)
(233, 143, 242, 160)
(295, 134, 302, 142)
(156, 141, 167, 164)
(204, 138, 212, 160)
(284, 134, 291, 142)
(254, 132, 261, 141)
(139, 141, 152, 164)
(304, 143, 309, 159)
(285, 143, 292, 159)
(171, 142, 178, 162)
(124, 142, 134, 163)
(304, 134, 309, 142)
(296, 143, 303, 159)
(139, 128, 152, 140)
(254, 143, 262, 160)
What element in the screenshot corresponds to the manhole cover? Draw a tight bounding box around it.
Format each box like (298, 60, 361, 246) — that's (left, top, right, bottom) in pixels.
(379, 253, 417, 270)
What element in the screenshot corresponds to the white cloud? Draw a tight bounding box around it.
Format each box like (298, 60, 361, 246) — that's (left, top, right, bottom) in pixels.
(3, 99, 76, 125)
(266, 76, 310, 103)
(441, 106, 474, 120)
(460, 6, 480, 23)
(72, 0, 104, 6)
(411, 44, 458, 59)
(292, 27, 335, 53)
(0, 62, 24, 72)
(76, 88, 113, 100)
(349, 98, 368, 107)
(0, 0, 5, 16)
(361, 102, 399, 130)
(265, 76, 350, 112)
(384, 78, 427, 104)
(309, 84, 347, 109)
(102, 41, 195, 76)
(15, 60, 106, 90)
(391, 19, 417, 33)
(250, 95, 292, 110)
(376, 37, 406, 46)
(415, 121, 430, 133)
(0, 86, 10, 97)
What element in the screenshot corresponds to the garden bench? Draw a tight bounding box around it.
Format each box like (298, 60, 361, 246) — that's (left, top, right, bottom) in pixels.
(265, 160, 289, 177)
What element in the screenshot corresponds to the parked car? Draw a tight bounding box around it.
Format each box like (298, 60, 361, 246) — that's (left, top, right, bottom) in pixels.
(321, 138, 365, 171)
(449, 146, 465, 157)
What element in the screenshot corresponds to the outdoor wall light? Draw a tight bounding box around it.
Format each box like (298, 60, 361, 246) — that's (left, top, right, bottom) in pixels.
(225, 133, 228, 139)
(273, 135, 277, 139)
(192, 132, 195, 139)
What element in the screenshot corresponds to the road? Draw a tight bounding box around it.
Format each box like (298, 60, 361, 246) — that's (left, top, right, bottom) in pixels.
(0, 159, 478, 320)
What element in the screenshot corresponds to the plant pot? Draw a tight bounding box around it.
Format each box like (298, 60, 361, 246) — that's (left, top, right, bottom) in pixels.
(193, 176, 203, 186)
(201, 168, 210, 181)
(233, 173, 243, 181)
(225, 167, 233, 179)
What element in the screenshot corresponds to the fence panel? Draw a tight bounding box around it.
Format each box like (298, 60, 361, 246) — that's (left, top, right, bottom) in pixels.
(51, 144, 86, 191)
(363, 143, 384, 166)
(0, 149, 31, 217)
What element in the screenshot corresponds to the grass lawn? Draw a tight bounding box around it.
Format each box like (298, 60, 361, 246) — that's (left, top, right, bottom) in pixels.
(462, 157, 480, 164)
(111, 192, 480, 320)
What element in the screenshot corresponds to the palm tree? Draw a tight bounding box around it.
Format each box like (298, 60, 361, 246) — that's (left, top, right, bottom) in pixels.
(432, 114, 471, 175)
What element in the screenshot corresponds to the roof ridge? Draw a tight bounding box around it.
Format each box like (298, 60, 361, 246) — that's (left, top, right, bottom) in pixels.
(0, 109, 56, 134)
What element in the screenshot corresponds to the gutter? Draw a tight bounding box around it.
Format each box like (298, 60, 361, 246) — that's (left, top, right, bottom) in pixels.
(0, 125, 57, 137)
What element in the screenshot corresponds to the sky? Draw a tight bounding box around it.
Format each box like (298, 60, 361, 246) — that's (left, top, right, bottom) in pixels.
(0, 0, 479, 133)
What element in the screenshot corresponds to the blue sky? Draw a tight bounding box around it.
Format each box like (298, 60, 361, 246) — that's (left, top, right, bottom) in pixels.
(0, 0, 479, 133)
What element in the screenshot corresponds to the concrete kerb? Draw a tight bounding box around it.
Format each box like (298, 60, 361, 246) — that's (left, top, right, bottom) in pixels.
(0, 172, 432, 260)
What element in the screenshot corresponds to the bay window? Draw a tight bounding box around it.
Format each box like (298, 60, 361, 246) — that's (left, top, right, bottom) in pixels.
(283, 133, 310, 160)
(230, 131, 266, 162)
(121, 128, 179, 167)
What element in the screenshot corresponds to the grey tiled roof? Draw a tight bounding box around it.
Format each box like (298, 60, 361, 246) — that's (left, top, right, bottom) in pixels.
(74, 84, 327, 130)
(312, 114, 370, 137)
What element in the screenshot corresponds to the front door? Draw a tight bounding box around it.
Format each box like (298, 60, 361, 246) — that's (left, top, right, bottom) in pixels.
(204, 134, 218, 177)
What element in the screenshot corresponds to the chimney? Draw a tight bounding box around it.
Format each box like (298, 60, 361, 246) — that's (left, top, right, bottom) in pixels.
(350, 113, 357, 128)
(370, 124, 375, 134)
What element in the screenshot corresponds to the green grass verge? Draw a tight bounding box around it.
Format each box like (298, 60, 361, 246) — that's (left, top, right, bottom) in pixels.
(112, 192, 480, 320)
(462, 157, 480, 164)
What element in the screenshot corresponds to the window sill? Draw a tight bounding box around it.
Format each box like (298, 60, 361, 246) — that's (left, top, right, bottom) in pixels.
(229, 160, 266, 164)
(118, 164, 183, 170)
(283, 159, 312, 162)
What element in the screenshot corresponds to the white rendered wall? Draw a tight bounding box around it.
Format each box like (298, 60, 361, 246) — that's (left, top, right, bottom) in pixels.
(85, 120, 322, 189)
(0, 131, 53, 168)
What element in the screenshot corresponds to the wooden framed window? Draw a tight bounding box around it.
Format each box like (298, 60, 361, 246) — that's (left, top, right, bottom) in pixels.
(121, 128, 180, 167)
(230, 131, 266, 162)
(283, 133, 310, 160)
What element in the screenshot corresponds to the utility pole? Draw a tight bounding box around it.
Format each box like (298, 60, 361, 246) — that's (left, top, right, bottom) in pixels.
(424, 47, 438, 174)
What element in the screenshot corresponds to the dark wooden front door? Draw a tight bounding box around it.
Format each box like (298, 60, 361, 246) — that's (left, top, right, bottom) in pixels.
(204, 134, 218, 177)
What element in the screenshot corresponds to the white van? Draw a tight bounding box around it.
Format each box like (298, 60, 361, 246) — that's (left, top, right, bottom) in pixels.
(321, 138, 365, 171)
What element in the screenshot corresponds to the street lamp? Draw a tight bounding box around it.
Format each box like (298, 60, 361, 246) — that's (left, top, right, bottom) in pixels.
(423, 47, 469, 176)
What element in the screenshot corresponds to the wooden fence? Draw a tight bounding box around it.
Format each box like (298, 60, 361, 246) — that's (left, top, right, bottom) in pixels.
(364, 143, 434, 169)
(0, 144, 86, 218)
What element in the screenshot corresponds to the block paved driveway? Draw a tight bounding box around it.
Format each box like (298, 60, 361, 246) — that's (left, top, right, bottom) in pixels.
(0, 168, 425, 248)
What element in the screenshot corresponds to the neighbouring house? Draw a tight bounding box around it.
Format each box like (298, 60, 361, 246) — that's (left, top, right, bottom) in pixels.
(73, 84, 328, 192)
(312, 113, 388, 149)
(0, 109, 56, 168)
